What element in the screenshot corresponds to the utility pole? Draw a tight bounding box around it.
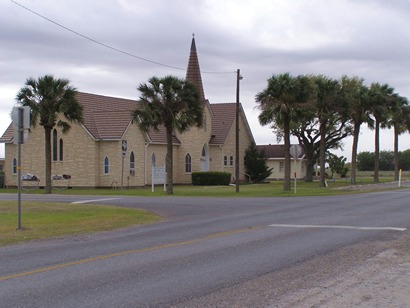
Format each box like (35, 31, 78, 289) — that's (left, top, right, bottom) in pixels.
(235, 69, 242, 193)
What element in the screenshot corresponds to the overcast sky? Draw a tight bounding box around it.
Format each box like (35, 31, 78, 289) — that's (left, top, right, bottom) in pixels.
(1, 0, 410, 160)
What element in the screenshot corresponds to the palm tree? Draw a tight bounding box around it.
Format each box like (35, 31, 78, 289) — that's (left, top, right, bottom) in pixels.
(311, 75, 343, 187)
(368, 83, 395, 182)
(385, 95, 410, 180)
(340, 76, 370, 185)
(16, 75, 83, 194)
(256, 73, 313, 191)
(132, 75, 202, 195)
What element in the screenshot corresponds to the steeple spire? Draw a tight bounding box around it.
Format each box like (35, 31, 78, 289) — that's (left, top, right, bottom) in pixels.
(186, 35, 206, 102)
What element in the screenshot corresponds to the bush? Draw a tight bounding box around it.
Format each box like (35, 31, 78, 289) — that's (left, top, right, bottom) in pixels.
(0, 171, 4, 188)
(244, 143, 272, 183)
(192, 172, 231, 185)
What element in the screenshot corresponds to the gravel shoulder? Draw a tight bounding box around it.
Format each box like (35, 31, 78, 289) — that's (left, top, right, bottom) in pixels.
(273, 234, 410, 308)
(173, 233, 410, 308)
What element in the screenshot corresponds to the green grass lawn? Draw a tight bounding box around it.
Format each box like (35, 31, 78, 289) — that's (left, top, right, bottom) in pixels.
(1, 174, 405, 197)
(0, 201, 159, 247)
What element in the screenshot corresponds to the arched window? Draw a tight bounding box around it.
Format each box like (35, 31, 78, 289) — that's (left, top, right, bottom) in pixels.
(185, 153, 192, 173)
(104, 157, 109, 174)
(52, 129, 58, 161)
(59, 139, 63, 161)
(130, 151, 135, 175)
(151, 153, 156, 167)
(12, 158, 17, 175)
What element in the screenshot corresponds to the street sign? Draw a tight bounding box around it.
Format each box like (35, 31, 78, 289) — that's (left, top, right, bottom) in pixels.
(121, 140, 127, 157)
(12, 106, 30, 144)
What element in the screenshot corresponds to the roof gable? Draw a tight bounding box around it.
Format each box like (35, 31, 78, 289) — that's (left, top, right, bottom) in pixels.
(209, 103, 236, 145)
(77, 92, 136, 140)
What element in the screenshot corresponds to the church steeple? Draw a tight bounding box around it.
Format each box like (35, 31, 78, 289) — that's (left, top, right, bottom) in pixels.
(186, 35, 206, 103)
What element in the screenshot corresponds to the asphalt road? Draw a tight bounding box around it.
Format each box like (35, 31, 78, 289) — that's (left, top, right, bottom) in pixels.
(0, 189, 409, 307)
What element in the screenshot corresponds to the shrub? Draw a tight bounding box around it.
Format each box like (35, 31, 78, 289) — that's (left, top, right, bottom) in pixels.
(192, 172, 231, 185)
(0, 171, 4, 188)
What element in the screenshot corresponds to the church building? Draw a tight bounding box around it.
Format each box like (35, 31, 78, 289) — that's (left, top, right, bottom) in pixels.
(0, 38, 255, 188)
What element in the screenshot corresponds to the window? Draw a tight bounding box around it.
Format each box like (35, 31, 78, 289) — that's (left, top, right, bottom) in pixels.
(185, 153, 192, 173)
(279, 162, 284, 172)
(104, 157, 109, 174)
(224, 156, 228, 166)
(59, 139, 63, 161)
(52, 129, 58, 161)
(12, 158, 17, 174)
(130, 151, 135, 175)
(230, 156, 234, 166)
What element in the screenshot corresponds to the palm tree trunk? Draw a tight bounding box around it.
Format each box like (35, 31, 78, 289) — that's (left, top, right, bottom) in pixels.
(350, 123, 360, 185)
(44, 128, 52, 194)
(394, 124, 399, 181)
(283, 117, 291, 191)
(165, 126, 174, 195)
(374, 120, 380, 183)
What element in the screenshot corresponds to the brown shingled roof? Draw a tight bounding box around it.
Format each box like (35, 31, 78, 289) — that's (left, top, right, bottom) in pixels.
(256, 144, 305, 159)
(209, 103, 236, 145)
(77, 92, 137, 140)
(0, 124, 13, 143)
(0, 92, 181, 144)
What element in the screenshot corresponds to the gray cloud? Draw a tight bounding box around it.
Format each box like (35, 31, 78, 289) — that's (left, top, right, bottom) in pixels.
(1, 0, 410, 158)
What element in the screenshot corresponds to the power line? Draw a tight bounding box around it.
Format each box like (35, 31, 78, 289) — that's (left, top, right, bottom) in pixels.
(11, 0, 234, 75)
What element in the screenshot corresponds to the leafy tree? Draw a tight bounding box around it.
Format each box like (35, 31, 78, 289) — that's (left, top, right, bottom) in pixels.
(16, 75, 83, 194)
(132, 76, 202, 194)
(379, 151, 394, 171)
(399, 149, 410, 171)
(311, 75, 349, 187)
(356, 151, 375, 171)
(327, 153, 349, 178)
(256, 73, 313, 191)
(244, 143, 273, 183)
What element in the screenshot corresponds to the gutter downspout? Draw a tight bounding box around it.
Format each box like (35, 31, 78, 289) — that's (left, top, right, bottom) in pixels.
(220, 145, 223, 172)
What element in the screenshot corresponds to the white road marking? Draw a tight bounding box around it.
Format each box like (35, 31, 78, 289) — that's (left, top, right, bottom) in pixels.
(268, 224, 407, 232)
(71, 198, 123, 204)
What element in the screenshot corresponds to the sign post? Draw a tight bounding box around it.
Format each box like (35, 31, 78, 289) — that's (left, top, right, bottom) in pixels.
(290, 145, 299, 195)
(121, 140, 127, 190)
(12, 106, 30, 230)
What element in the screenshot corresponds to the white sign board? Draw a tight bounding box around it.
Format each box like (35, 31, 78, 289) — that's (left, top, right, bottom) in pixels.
(153, 166, 165, 184)
(152, 166, 166, 192)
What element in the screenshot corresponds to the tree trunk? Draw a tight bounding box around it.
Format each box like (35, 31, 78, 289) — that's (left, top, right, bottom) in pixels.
(283, 117, 291, 191)
(350, 123, 360, 185)
(374, 120, 380, 183)
(303, 143, 316, 182)
(319, 120, 327, 187)
(44, 128, 52, 194)
(165, 126, 174, 195)
(394, 124, 399, 181)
